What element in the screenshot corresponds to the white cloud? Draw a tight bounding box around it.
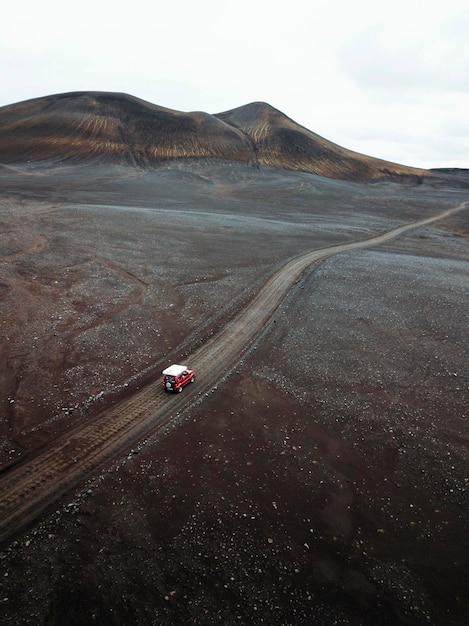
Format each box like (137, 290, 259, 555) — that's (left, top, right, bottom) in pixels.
(338, 7, 469, 95)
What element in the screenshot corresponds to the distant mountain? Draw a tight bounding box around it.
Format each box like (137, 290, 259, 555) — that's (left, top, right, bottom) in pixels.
(0, 91, 427, 181)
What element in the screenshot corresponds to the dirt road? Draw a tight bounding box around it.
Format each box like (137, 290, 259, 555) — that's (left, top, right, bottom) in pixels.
(0, 202, 466, 544)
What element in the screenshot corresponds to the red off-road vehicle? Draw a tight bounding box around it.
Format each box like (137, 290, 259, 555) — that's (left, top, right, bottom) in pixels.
(162, 364, 195, 393)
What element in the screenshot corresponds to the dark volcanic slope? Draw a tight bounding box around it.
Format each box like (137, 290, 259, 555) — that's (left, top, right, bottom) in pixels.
(0, 92, 254, 168)
(0, 91, 427, 181)
(216, 102, 427, 181)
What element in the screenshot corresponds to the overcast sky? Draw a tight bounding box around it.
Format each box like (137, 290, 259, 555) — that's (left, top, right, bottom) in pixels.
(2, 0, 468, 169)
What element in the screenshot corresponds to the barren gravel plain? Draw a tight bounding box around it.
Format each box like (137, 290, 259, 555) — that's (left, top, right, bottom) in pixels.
(0, 161, 468, 625)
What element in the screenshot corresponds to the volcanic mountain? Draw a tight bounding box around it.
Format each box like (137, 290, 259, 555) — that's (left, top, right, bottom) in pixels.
(0, 91, 427, 181)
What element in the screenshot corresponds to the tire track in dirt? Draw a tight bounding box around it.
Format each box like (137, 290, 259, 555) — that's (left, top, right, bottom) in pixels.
(59, 252, 150, 345)
(0, 234, 47, 263)
(90, 252, 150, 293)
(0, 201, 466, 544)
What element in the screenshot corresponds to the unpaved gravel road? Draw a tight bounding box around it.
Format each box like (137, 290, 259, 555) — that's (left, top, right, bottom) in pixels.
(0, 202, 466, 544)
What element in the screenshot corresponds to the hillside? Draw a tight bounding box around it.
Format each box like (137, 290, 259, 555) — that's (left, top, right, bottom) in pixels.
(216, 101, 426, 181)
(0, 91, 427, 181)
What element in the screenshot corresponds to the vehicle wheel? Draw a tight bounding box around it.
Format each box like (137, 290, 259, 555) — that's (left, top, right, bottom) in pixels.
(190, 377, 195, 383)
(178, 387, 183, 393)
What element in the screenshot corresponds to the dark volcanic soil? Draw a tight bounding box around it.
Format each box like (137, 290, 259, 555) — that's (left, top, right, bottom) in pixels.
(0, 161, 468, 625)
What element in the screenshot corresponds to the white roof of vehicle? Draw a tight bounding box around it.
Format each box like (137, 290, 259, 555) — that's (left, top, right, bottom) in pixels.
(162, 364, 188, 376)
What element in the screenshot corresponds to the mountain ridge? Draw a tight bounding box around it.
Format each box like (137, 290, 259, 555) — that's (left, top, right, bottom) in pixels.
(0, 91, 428, 181)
